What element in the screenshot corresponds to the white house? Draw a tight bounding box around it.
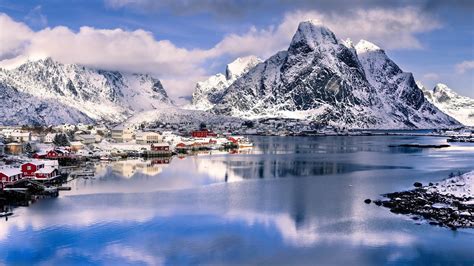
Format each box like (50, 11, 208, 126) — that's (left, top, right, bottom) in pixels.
(44, 133, 57, 143)
(75, 134, 97, 145)
(135, 131, 163, 144)
(10, 131, 31, 142)
(111, 125, 135, 142)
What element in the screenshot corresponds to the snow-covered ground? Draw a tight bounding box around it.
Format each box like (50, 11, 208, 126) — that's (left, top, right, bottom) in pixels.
(427, 171, 474, 199)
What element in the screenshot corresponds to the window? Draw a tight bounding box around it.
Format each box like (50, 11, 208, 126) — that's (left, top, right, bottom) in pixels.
(27, 165, 31, 171)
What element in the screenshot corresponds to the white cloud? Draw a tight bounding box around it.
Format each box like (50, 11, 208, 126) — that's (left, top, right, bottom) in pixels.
(422, 72, 440, 80)
(24, 5, 48, 28)
(455, 60, 474, 73)
(0, 8, 441, 98)
(211, 7, 441, 59)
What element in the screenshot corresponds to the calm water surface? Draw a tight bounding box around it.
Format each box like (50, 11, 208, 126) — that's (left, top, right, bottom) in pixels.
(1, 136, 474, 265)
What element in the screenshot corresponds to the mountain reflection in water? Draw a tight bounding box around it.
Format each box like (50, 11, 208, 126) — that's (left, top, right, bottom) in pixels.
(0, 136, 473, 265)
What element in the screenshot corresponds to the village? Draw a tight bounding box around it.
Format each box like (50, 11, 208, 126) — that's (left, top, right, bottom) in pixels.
(0, 123, 255, 211)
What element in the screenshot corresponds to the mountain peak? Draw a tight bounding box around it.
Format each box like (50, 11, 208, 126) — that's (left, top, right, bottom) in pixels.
(225, 55, 262, 80)
(355, 39, 382, 54)
(433, 83, 452, 93)
(290, 21, 338, 49)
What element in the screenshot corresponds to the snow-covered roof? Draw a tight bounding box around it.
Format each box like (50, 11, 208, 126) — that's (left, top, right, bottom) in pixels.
(36, 167, 57, 174)
(152, 143, 169, 147)
(0, 167, 22, 176)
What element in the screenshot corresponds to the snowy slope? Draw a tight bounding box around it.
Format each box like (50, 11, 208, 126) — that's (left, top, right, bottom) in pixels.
(0, 82, 93, 126)
(420, 83, 474, 126)
(0, 58, 173, 125)
(126, 106, 241, 126)
(355, 40, 458, 128)
(210, 20, 459, 129)
(191, 56, 261, 110)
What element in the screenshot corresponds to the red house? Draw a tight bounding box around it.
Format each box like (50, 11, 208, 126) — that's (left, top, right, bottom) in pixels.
(151, 143, 170, 151)
(33, 152, 47, 159)
(21, 162, 45, 177)
(191, 129, 217, 138)
(0, 168, 22, 183)
(35, 167, 59, 180)
(176, 143, 189, 149)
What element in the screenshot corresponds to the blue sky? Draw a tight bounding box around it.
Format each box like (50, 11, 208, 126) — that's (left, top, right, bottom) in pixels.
(0, 0, 472, 99)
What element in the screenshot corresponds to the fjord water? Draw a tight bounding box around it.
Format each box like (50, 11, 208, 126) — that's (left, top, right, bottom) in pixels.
(1, 136, 474, 265)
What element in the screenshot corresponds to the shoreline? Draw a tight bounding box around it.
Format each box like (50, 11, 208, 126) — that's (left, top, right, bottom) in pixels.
(367, 172, 474, 230)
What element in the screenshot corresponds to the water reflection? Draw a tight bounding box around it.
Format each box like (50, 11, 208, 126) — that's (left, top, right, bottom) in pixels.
(0, 136, 474, 265)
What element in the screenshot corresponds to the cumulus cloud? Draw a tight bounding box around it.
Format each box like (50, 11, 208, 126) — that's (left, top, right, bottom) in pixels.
(0, 8, 441, 98)
(455, 60, 474, 73)
(211, 7, 441, 59)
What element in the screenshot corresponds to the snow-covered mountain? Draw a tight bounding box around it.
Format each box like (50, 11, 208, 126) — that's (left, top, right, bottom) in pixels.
(209, 20, 459, 129)
(420, 83, 474, 126)
(191, 56, 261, 110)
(0, 58, 173, 125)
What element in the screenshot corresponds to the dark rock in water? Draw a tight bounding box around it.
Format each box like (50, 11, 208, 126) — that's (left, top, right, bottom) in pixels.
(364, 199, 372, 204)
(373, 200, 382, 206)
(413, 182, 423, 188)
(429, 182, 434, 186)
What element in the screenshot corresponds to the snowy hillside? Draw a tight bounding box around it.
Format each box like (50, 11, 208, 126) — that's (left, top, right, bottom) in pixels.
(0, 58, 173, 125)
(208, 20, 459, 129)
(126, 106, 242, 126)
(191, 56, 261, 110)
(421, 83, 474, 126)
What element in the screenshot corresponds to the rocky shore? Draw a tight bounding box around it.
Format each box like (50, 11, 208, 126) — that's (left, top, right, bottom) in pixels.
(367, 172, 474, 230)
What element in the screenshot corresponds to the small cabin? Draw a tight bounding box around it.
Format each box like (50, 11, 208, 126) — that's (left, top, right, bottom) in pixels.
(151, 143, 170, 151)
(35, 167, 59, 180)
(0, 168, 23, 183)
(191, 129, 217, 138)
(46, 149, 68, 158)
(21, 162, 45, 177)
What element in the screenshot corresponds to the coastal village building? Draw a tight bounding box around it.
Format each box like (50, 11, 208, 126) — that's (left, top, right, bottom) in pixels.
(135, 131, 163, 144)
(191, 129, 217, 138)
(10, 131, 31, 142)
(44, 133, 57, 143)
(70, 141, 85, 151)
(75, 134, 97, 145)
(21, 162, 45, 178)
(0, 160, 59, 183)
(111, 125, 135, 142)
(5, 143, 23, 155)
(0, 167, 22, 183)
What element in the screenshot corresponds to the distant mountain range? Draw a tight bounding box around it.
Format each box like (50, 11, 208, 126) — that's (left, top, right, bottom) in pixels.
(420, 83, 474, 126)
(0, 20, 471, 129)
(192, 55, 262, 110)
(0, 58, 172, 125)
(194, 20, 459, 129)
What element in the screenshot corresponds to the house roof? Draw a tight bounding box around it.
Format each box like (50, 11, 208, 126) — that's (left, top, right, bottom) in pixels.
(152, 143, 169, 147)
(0, 167, 22, 176)
(36, 167, 57, 174)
